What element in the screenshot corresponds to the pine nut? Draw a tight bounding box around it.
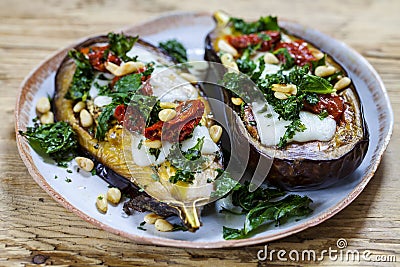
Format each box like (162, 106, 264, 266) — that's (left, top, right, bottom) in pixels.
(264, 52, 280, 64)
(218, 39, 238, 57)
(209, 125, 223, 143)
(105, 61, 145, 76)
(158, 109, 177, 122)
(315, 65, 336, 77)
(160, 102, 178, 109)
(107, 187, 121, 204)
(154, 218, 173, 232)
(75, 156, 94, 172)
(40, 111, 54, 124)
(309, 47, 325, 60)
(143, 139, 162, 149)
(271, 84, 297, 95)
(96, 194, 108, 213)
(36, 97, 51, 114)
(274, 91, 289, 100)
(334, 77, 352, 91)
(144, 213, 163, 224)
(73, 101, 86, 113)
(180, 73, 197, 84)
(231, 97, 243, 106)
(80, 109, 93, 127)
(220, 53, 239, 72)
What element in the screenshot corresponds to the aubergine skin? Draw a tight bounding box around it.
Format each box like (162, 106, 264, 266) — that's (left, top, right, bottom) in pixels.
(204, 27, 369, 191)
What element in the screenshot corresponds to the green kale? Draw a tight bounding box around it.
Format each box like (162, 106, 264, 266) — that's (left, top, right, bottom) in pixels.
(66, 50, 94, 101)
(223, 194, 313, 240)
(113, 73, 142, 93)
(169, 169, 195, 184)
(304, 93, 319, 105)
(236, 47, 258, 75)
(230, 16, 280, 34)
(107, 32, 138, 62)
(167, 137, 206, 184)
(301, 74, 335, 94)
(149, 148, 161, 160)
(273, 48, 294, 70)
(95, 104, 117, 140)
(19, 121, 78, 166)
(318, 109, 329, 120)
(278, 119, 306, 148)
(210, 169, 239, 198)
(311, 54, 326, 70)
(159, 39, 188, 64)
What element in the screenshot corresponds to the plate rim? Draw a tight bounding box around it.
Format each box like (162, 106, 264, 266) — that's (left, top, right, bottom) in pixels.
(15, 11, 394, 248)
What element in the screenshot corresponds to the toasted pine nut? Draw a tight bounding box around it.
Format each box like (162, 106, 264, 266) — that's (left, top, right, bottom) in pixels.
(218, 39, 238, 57)
(231, 97, 243, 106)
(144, 139, 162, 149)
(309, 47, 325, 60)
(220, 53, 239, 72)
(40, 111, 54, 124)
(75, 156, 94, 172)
(36, 97, 51, 114)
(160, 102, 178, 109)
(158, 109, 177, 122)
(180, 73, 198, 84)
(264, 52, 279, 64)
(274, 91, 289, 100)
(73, 101, 86, 113)
(271, 84, 297, 95)
(315, 65, 336, 77)
(107, 187, 121, 205)
(105, 61, 145, 76)
(209, 125, 223, 143)
(154, 218, 173, 232)
(334, 77, 351, 91)
(80, 109, 93, 127)
(144, 213, 163, 224)
(96, 194, 108, 213)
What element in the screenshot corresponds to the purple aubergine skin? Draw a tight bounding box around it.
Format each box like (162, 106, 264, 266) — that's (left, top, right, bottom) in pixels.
(204, 29, 369, 191)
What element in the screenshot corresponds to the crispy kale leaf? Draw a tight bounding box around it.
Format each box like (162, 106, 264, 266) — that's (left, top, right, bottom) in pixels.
(108, 32, 138, 62)
(19, 121, 78, 166)
(229, 16, 280, 34)
(66, 50, 94, 101)
(158, 39, 188, 64)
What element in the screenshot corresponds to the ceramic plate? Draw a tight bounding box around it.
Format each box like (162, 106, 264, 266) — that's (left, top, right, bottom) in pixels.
(15, 12, 393, 248)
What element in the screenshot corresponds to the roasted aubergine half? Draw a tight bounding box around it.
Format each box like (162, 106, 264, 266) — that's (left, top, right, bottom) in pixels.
(204, 11, 369, 190)
(54, 33, 226, 231)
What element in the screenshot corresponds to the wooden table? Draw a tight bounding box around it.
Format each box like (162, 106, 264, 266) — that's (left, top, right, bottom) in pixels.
(1, 0, 399, 266)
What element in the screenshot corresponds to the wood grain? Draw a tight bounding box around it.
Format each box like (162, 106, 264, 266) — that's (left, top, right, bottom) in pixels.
(1, 0, 399, 266)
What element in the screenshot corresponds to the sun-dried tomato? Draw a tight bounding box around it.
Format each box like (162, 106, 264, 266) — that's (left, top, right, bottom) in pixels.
(144, 100, 205, 142)
(114, 104, 126, 123)
(274, 40, 316, 67)
(124, 106, 146, 133)
(303, 94, 345, 122)
(83, 45, 122, 72)
(227, 31, 281, 51)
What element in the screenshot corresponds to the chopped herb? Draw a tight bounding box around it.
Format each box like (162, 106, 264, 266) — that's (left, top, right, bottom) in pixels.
(91, 169, 97, 176)
(149, 148, 161, 160)
(66, 169, 72, 173)
(113, 73, 142, 94)
(19, 122, 78, 166)
(318, 110, 329, 120)
(65, 177, 72, 183)
(172, 224, 189, 232)
(169, 169, 195, 184)
(273, 48, 294, 70)
(139, 221, 146, 226)
(158, 39, 188, 64)
(97, 195, 103, 200)
(54, 175, 58, 179)
(107, 32, 138, 62)
(95, 104, 117, 140)
(229, 16, 280, 34)
(304, 93, 319, 105)
(236, 47, 257, 75)
(278, 119, 306, 148)
(311, 54, 326, 70)
(137, 226, 147, 231)
(137, 139, 143, 149)
(66, 50, 94, 101)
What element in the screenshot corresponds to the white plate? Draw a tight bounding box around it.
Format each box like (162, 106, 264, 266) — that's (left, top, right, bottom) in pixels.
(15, 12, 393, 248)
